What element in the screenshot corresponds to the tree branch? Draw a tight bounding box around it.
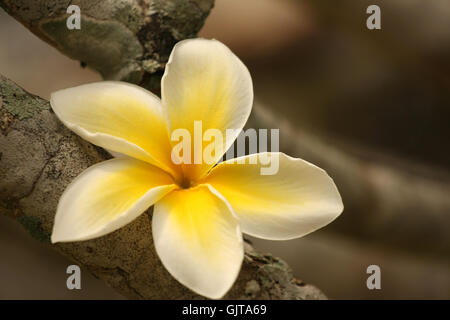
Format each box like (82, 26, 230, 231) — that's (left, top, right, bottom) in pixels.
(1, 0, 326, 300)
(0, 75, 326, 299)
(247, 103, 450, 260)
(0, 0, 214, 91)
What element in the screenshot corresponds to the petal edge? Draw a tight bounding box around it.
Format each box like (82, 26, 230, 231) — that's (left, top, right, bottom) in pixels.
(152, 184, 243, 299)
(52, 158, 177, 243)
(204, 152, 343, 240)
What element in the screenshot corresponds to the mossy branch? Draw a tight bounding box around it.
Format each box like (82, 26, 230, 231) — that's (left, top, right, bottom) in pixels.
(0, 0, 326, 299)
(1, 0, 214, 90)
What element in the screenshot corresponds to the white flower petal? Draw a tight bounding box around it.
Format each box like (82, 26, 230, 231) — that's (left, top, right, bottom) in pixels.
(204, 152, 343, 240)
(52, 158, 177, 243)
(162, 38, 253, 181)
(152, 184, 243, 299)
(50, 81, 180, 178)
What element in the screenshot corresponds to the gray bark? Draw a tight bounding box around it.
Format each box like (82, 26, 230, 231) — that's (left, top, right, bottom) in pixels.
(0, 0, 326, 300)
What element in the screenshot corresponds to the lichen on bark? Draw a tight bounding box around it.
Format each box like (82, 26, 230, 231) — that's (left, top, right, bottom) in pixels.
(0, 76, 48, 120)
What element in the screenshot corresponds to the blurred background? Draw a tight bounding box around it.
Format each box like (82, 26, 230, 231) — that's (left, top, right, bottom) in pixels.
(1, 0, 449, 299)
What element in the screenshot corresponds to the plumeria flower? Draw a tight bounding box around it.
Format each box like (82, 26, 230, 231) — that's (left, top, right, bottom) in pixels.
(50, 38, 343, 299)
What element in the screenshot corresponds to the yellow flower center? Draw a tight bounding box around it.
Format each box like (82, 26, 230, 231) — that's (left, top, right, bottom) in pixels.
(178, 175, 193, 189)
